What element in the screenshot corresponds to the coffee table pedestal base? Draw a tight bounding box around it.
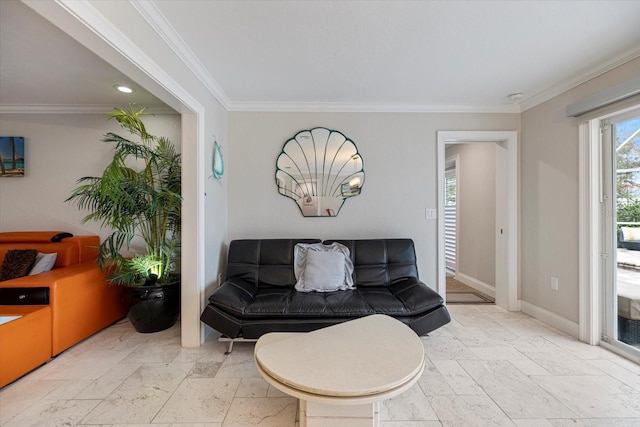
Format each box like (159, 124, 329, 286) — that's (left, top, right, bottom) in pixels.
(300, 400, 380, 427)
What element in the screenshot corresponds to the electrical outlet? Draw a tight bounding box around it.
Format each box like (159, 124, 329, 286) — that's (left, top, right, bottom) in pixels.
(425, 209, 437, 219)
(551, 277, 559, 291)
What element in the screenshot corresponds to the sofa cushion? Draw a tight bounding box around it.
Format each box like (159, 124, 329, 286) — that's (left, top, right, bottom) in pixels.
(0, 233, 99, 267)
(0, 249, 38, 281)
(225, 239, 322, 287)
(621, 227, 639, 242)
(0, 243, 79, 268)
(324, 239, 419, 287)
(210, 277, 443, 319)
(29, 252, 58, 275)
(294, 242, 355, 292)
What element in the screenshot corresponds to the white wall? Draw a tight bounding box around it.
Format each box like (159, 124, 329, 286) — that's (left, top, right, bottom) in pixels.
(0, 113, 180, 242)
(521, 57, 640, 324)
(229, 112, 519, 289)
(445, 143, 496, 287)
(203, 109, 229, 297)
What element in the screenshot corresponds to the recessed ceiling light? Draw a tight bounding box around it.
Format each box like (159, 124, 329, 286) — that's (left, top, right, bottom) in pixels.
(115, 85, 134, 94)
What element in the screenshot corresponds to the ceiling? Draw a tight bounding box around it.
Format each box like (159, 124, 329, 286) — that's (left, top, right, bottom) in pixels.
(2, 0, 640, 113)
(0, 0, 166, 113)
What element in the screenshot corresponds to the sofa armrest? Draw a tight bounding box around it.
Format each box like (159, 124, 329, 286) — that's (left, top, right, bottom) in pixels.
(207, 278, 259, 317)
(0, 262, 125, 355)
(390, 278, 444, 313)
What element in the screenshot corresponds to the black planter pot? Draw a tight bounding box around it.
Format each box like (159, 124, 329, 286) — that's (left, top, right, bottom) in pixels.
(121, 280, 180, 333)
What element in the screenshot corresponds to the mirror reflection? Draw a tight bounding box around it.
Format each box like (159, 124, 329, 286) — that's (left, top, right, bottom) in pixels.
(276, 127, 364, 217)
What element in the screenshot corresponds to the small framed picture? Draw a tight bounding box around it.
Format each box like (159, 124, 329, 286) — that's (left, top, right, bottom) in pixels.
(0, 137, 25, 177)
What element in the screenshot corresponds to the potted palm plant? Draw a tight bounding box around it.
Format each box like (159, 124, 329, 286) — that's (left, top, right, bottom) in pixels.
(67, 105, 182, 333)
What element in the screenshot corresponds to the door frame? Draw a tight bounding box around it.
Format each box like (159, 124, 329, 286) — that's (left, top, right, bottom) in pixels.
(579, 107, 640, 364)
(437, 131, 519, 311)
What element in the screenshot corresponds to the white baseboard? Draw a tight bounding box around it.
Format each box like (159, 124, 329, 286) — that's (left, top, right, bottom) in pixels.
(520, 301, 580, 339)
(454, 272, 496, 298)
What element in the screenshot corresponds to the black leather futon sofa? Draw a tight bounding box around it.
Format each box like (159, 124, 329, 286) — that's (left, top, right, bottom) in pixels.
(200, 238, 450, 349)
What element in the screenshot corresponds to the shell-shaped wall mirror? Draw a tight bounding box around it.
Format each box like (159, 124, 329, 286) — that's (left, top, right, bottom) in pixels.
(275, 127, 364, 217)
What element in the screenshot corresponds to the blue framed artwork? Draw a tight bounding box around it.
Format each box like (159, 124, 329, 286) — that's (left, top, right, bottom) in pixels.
(0, 136, 25, 177)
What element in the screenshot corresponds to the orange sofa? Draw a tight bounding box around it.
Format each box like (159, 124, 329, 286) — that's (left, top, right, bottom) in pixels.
(0, 231, 126, 387)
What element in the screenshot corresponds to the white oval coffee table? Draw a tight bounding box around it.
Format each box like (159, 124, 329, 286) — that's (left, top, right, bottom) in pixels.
(254, 314, 425, 427)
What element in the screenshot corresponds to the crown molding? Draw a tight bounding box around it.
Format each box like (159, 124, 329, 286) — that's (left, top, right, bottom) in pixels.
(131, 0, 232, 110)
(0, 104, 178, 115)
(0, 102, 520, 115)
(520, 48, 640, 112)
(228, 102, 521, 114)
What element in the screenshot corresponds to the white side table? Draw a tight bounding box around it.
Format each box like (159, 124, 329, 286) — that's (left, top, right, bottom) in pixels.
(254, 314, 425, 427)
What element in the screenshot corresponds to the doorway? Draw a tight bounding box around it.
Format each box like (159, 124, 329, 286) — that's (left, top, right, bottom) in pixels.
(443, 148, 495, 305)
(437, 131, 519, 311)
(600, 110, 640, 359)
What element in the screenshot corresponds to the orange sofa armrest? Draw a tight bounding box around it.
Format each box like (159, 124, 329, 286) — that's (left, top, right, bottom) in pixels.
(46, 263, 125, 355)
(1, 262, 126, 355)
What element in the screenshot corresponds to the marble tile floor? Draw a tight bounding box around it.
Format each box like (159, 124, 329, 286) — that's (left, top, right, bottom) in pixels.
(2, 305, 640, 427)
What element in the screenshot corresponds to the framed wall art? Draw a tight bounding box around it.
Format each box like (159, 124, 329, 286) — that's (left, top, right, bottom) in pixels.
(0, 136, 25, 177)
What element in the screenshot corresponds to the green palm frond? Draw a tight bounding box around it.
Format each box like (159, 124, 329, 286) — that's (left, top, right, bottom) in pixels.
(67, 105, 182, 286)
(107, 105, 152, 142)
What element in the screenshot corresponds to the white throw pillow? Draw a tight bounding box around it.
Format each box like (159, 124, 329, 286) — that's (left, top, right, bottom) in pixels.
(294, 242, 354, 292)
(28, 252, 57, 275)
(621, 227, 639, 242)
